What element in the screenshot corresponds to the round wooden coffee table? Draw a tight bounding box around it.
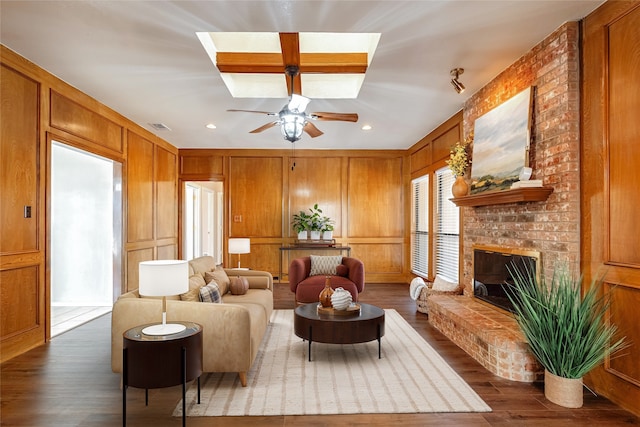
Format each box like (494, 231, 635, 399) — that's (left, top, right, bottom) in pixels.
(293, 302, 385, 361)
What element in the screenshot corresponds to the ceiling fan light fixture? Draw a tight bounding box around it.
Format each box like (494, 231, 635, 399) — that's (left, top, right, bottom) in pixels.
(450, 68, 465, 94)
(281, 113, 306, 142)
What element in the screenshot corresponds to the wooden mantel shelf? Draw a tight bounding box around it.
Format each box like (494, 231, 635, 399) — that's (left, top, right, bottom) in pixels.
(451, 187, 554, 207)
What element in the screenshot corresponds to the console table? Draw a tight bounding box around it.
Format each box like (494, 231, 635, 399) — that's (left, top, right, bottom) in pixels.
(279, 243, 351, 283)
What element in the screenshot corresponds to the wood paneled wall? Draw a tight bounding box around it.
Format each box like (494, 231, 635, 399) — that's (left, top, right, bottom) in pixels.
(0, 45, 178, 362)
(179, 149, 409, 283)
(581, 1, 640, 416)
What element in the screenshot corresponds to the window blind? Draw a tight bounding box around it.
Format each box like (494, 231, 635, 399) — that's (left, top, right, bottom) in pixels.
(411, 176, 429, 277)
(435, 167, 459, 282)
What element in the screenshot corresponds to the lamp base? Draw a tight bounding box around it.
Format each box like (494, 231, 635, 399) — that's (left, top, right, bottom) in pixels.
(142, 323, 186, 336)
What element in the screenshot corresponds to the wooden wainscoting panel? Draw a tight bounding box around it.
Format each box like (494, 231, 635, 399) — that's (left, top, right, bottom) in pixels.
(156, 146, 177, 240)
(1, 64, 39, 254)
(607, 283, 640, 386)
(607, 7, 640, 266)
(431, 120, 462, 163)
(0, 265, 45, 363)
(582, 1, 640, 417)
(230, 243, 280, 277)
(410, 142, 431, 176)
(229, 157, 282, 238)
(0, 266, 39, 338)
(126, 248, 154, 293)
(349, 243, 403, 275)
(126, 131, 155, 243)
(50, 91, 123, 154)
(180, 152, 224, 176)
(348, 157, 403, 238)
(288, 157, 343, 238)
(156, 244, 177, 260)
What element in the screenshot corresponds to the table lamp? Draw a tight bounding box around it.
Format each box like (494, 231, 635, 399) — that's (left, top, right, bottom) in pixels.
(228, 238, 250, 269)
(138, 260, 189, 335)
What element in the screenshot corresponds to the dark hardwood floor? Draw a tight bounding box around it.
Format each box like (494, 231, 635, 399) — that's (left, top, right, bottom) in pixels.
(2, 283, 638, 426)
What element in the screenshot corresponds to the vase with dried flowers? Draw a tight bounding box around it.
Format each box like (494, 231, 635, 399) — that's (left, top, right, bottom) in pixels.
(447, 133, 472, 197)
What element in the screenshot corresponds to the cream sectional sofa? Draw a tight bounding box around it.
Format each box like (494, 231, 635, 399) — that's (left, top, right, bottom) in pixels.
(111, 256, 273, 387)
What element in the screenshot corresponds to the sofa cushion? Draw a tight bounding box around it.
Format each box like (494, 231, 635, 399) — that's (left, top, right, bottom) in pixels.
(200, 281, 223, 303)
(432, 274, 459, 292)
(205, 266, 231, 295)
(189, 255, 216, 276)
(309, 255, 343, 276)
(180, 274, 207, 301)
(336, 264, 349, 277)
(223, 289, 274, 324)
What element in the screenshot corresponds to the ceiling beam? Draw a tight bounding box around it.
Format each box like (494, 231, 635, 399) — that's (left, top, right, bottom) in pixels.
(279, 33, 302, 94)
(215, 33, 369, 95)
(216, 52, 368, 74)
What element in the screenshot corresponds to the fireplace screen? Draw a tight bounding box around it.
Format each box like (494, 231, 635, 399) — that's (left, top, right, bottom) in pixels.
(473, 246, 540, 313)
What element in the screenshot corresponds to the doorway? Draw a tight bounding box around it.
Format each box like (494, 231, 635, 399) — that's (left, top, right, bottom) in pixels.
(50, 142, 122, 336)
(183, 181, 223, 263)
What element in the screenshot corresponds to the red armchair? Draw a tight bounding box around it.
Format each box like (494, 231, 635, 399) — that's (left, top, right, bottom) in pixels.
(289, 256, 365, 305)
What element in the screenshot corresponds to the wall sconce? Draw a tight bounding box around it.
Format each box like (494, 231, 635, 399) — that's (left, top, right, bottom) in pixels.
(450, 68, 466, 94)
(228, 238, 250, 269)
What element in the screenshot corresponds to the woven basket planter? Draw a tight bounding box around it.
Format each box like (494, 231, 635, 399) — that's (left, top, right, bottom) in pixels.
(416, 283, 464, 314)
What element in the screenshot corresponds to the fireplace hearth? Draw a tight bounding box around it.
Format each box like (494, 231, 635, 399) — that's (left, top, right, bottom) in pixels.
(473, 245, 540, 313)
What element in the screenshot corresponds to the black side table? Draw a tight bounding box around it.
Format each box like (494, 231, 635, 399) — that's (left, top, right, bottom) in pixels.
(123, 321, 203, 427)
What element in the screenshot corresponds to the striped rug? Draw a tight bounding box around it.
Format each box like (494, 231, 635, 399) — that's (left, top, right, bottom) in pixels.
(174, 309, 491, 416)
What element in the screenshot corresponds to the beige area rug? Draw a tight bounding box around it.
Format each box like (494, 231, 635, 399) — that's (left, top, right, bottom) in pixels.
(174, 309, 491, 417)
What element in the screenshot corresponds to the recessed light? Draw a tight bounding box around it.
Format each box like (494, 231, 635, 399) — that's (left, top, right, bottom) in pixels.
(206, 123, 217, 129)
(361, 124, 372, 131)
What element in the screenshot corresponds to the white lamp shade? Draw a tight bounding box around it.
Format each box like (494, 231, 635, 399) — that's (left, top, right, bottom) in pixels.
(228, 238, 250, 254)
(138, 260, 189, 297)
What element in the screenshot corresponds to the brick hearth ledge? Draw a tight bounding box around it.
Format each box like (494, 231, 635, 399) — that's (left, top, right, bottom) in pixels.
(428, 295, 543, 382)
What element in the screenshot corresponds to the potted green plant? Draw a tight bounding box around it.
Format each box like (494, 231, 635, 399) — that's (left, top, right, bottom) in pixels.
(321, 219, 334, 240)
(308, 204, 324, 240)
(292, 210, 311, 240)
(506, 262, 627, 408)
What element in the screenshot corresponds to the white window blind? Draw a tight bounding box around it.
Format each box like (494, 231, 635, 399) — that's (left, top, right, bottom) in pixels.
(435, 167, 459, 282)
(411, 176, 429, 277)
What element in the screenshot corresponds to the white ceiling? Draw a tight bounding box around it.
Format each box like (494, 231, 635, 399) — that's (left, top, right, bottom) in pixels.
(0, 1, 603, 150)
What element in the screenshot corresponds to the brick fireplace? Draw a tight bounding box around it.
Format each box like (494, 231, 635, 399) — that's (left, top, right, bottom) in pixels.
(428, 22, 581, 382)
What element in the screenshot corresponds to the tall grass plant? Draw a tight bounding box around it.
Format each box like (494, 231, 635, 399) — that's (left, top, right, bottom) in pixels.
(505, 262, 626, 379)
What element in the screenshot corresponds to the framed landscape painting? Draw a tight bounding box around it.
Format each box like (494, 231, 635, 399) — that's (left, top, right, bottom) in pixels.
(470, 87, 533, 194)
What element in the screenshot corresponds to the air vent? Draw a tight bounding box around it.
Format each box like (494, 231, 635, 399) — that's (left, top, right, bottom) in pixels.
(148, 123, 171, 131)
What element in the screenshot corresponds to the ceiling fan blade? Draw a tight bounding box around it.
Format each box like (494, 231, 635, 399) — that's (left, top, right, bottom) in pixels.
(227, 109, 277, 116)
(310, 112, 359, 122)
(303, 121, 324, 138)
(249, 121, 279, 134)
(288, 94, 310, 112)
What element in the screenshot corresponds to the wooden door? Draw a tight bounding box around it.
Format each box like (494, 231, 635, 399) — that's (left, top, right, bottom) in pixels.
(582, 1, 640, 416)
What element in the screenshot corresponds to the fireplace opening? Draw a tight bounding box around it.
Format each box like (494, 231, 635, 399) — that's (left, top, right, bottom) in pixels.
(473, 245, 540, 313)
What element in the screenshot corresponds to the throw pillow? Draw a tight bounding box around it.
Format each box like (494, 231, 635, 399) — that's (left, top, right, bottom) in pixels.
(309, 255, 343, 276)
(204, 265, 231, 295)
(199, 281, 223, 303)
(180, 274, 207, 301)
(409, 277, 427, 300)
(432, 274, 459, 292)
(230, 276, 249, 295)
(336, 264, 349, 277)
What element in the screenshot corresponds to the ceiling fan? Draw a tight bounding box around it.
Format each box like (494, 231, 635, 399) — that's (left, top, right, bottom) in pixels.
(227, 65, 359, 143)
